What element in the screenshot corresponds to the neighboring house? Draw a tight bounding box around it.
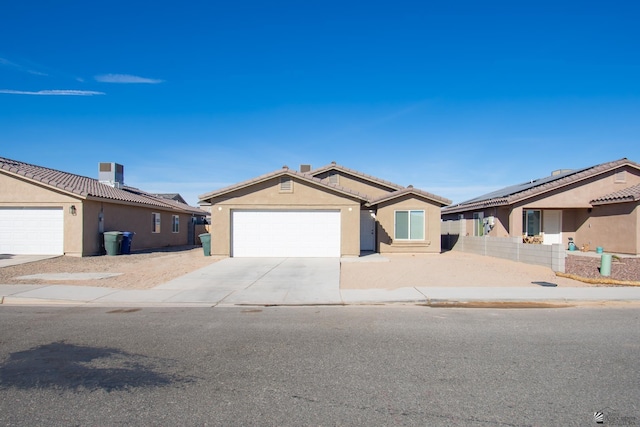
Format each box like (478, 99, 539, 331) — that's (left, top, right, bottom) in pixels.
(441, 158, 640, 255)
(0, 157, 207, 256)
(152, 193, 188, 205)
(198, 162, 451, 257)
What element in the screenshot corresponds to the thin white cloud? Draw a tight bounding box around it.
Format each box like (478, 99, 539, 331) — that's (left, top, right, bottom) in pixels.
(0, 89, 105, 96)
(0, 57, 17, 66)
(94, 74, 164, 84)
(0, 57, 48, 76)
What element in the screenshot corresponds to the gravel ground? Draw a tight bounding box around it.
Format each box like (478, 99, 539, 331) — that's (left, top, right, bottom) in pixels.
(0, 246, 220, 289)
(565, 254, 640, 283)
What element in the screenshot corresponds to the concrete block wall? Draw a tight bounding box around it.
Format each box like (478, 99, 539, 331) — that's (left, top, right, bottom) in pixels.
(442, 221, 565, 272)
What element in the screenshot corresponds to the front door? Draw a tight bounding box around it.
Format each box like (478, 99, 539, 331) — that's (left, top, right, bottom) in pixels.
(360, 211, 376, 252)
(543, 210, 562, 245)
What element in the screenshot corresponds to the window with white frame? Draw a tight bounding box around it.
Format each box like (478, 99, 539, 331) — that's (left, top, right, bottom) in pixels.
(394, 210, 425, 240)
(152, 212, 161, 233)
(522, 209, 541, 236)
(172, 215, 179, 233)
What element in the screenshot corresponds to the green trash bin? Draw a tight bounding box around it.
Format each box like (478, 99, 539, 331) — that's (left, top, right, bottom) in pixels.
(199, 233, 211, 256)
(104, 231, 123, 256)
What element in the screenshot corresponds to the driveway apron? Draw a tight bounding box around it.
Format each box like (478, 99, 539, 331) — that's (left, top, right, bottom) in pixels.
(155, 257, 342, 305)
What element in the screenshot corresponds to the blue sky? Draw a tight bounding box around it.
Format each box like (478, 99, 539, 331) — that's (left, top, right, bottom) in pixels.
(1, 1, 639, 205)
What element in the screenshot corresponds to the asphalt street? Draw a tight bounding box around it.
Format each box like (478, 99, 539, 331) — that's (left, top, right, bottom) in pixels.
(0, 306, 639, 426)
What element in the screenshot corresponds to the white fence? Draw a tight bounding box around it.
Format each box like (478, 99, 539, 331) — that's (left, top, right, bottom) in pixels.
(441, 220, 565, 273)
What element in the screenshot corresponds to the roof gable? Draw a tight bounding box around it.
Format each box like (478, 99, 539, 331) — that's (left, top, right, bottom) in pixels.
(308, 162, 404, 192)
(367, 186, 452, 207)
(198, 167, 370, 202)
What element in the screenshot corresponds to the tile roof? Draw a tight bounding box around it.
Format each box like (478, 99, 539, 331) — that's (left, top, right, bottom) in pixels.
(0, 156, 206, 214)
(591, 183, 640, 205)
(367, 186, 451, 207)
(308, 162, 405, 191)
(442, 158, 640, 213)
(152, 193, 188, 204)
(198, 166, 371, 202)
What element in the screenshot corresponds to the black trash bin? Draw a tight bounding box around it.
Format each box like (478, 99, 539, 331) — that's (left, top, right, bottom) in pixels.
(121, 232, 135, 255)
(104, 231, 123, 256)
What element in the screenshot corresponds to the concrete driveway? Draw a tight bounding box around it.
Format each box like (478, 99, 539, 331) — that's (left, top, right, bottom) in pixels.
(154, 257, 341, 305)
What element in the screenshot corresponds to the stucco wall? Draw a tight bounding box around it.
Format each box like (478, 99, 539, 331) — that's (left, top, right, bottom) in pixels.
(94, 201, 192, 254)
(574, 203, 639, 254)
(207, 177, 362, 256)
(376, 194, 442, 254)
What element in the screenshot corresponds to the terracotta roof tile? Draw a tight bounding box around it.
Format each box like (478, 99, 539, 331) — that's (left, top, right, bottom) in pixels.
(0, 156, 206, 214)
(591, 183, 640, 205)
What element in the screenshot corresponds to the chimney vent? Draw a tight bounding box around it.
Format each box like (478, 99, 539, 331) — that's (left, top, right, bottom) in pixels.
(300, 164, 312, 173)
(99, 162, 124, 188)
(551, 169, 573, 176)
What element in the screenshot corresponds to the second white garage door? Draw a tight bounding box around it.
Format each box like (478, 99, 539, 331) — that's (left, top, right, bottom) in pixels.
(232, 210, 341, 257)
(0, 207, 64, 255)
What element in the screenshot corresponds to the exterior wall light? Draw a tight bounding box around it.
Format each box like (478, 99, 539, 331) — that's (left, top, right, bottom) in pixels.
(69, 205, 77, 215)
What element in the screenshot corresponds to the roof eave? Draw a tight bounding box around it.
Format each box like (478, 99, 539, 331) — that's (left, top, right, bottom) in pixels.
(199, 169, 369, 203)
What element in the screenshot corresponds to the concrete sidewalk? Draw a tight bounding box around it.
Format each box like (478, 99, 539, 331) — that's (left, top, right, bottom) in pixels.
(2, 283, 640, 307)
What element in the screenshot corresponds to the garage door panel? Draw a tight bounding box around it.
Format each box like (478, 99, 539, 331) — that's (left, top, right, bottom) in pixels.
(232, 210, 340, 257)
(0, 208, 64, 255)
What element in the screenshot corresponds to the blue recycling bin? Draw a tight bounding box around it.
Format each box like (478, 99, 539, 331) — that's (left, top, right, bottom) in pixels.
(121, 232, 135, 255)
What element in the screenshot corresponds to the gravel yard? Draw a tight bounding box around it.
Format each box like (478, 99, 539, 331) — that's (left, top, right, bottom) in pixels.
(564, 254, 640, 283)
(0, 247, 220, 289)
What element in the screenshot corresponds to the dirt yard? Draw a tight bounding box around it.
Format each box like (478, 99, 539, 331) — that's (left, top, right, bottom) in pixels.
(340, 252, 591, 289)
(0, 247, 220, 289)
(1, 248, 637, 291)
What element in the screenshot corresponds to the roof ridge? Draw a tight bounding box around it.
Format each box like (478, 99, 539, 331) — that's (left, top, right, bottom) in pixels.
(308, 162, 404, 190)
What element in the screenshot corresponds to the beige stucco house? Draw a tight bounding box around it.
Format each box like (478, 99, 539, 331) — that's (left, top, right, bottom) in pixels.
(198, 162, 451, 257)
(0, 156, 207, 256)
(442, 158, 640, 255)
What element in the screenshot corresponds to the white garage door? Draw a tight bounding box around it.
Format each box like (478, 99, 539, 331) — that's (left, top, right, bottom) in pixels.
(232, 210, 341, 257)
(0, 208, 64, 255)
